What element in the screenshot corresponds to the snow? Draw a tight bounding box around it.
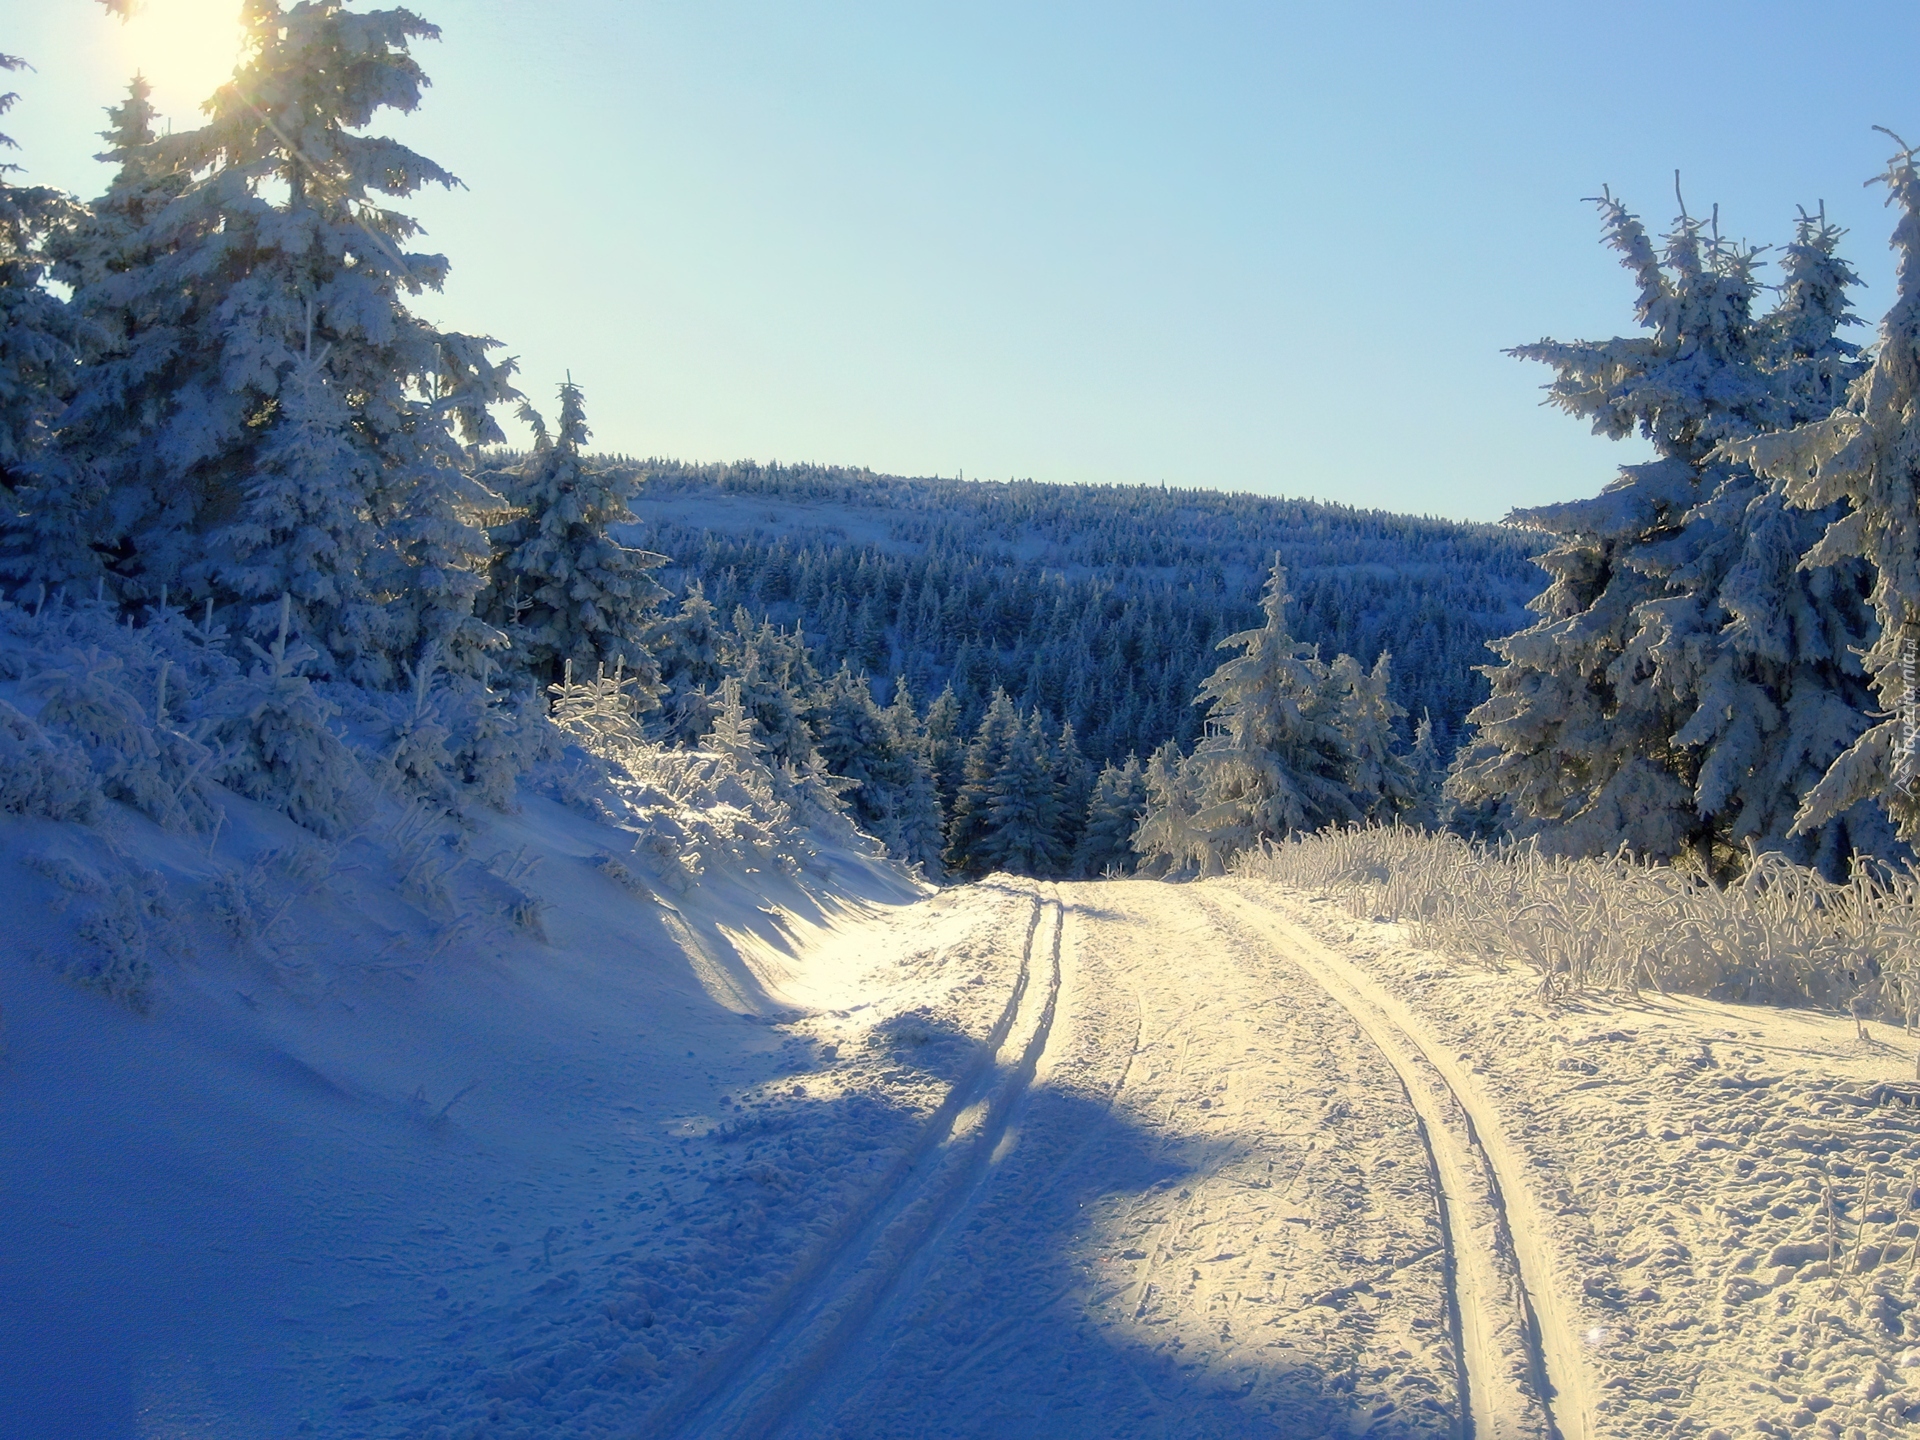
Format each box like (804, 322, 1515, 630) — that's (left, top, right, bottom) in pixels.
(11, 785, 1920, 1437)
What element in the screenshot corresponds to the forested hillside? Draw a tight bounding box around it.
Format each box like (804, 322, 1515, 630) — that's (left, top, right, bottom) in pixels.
(620, 461, 1541, 770)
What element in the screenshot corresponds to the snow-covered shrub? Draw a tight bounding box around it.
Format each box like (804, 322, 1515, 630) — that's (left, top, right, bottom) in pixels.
(1235, 825, 1920, 1012)
(205, 598, 366, 839)
(24, 645, 219, 832)
(0, 698, 103, 823)
(446, 679, 549, 814)
(20, 847, 168, 1013)
(541, 663, 819, 888)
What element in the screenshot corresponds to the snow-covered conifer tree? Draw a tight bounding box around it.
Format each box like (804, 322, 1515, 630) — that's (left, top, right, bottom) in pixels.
(976, 710, 1067, 877)
(1332, 651, 1418, 820)
(1052, 719, 1094, 863)
(482, 380, 666, 695)
(726, 609, 821, 773)
(944, 688, 1020, 877)
(651, 581, 727, 744)
(924, 682, 965, 814)
(1731, 136, 1920, 844)
(1405, 710, 1448, 829)
(879, 677, 947, 874)
(1075, 754, 1147, 877)
(1131, 740, 1206, 875)
(1148, 560, 1358, 871)
(1455, 189, 1879, 867)
(41, 4, 518, 683)
(0, 53, 85, 585)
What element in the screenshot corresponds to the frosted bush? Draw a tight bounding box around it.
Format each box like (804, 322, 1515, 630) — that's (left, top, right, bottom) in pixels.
(543, 662, 817, 885)
(0, 698, 103, 823)
(206, 598, 366, 839)
(1235, 825, 1920, 1012)
(25, 646, 219, 832)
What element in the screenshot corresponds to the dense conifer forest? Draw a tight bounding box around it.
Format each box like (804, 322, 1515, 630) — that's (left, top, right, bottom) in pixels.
(622, 461, 1541, 769)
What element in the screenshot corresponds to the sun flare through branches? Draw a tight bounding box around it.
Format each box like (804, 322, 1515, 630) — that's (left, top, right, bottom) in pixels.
(102, 0, 247, 121)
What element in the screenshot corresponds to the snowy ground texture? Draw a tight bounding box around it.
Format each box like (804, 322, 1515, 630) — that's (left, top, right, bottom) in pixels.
(8, 815, 1920, 1438)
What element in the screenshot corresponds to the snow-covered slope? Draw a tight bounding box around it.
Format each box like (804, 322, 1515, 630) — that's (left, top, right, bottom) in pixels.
(0, 770, 971, 1437)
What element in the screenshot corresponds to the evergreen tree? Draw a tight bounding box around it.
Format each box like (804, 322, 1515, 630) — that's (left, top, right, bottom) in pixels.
(1734, 135, 1920, 845)
(651, 581, 727, 744)
(945, 688, 1020, 876)
(1131, 739, 1206, 875)
(814, 662, 891, 814)
(977, 710, 1067, 877)
(482, 380, 666, 696)
(1075, 754, 1147, 877)
(1052, 719, 1094, 863)
(1405, 710, 1448, 829)
(1332, 651, 1418, 819)
(0, 53, 85, 584)
(878, 677, 947, 874)
(727, 608, 820, 772)
(924, 682, 966, 814)
(1143, 560, 1358, 872)
(41, 3, 518, 683)
(1455, 189, 1877, 867)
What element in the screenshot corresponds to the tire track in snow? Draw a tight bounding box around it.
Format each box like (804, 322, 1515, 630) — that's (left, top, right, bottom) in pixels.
(644, 883, 1065, 1440)
(1202, 886, 1588, 1440)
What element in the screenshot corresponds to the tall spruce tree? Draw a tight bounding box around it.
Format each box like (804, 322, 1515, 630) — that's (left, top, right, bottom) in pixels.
(1455, 189, 1879, 868)
(1075, 754, 1148, 877)
(1140, 560, 1358, 872)
(1332, 651, 1418, 820)
(481, 380, 667, 694)
(976, 710, 1068, 877)
(1732, 136, 1920, 845)
(43, 3, 518, 682)
(945, 688, 1020, 877)
(0, 52, 84, 584)
(651, 581, 727, 744)
(877, 678, 948, 874)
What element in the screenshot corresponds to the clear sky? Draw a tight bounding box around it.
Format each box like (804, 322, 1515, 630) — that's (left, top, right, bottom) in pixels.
(8, 1, 1919, 522)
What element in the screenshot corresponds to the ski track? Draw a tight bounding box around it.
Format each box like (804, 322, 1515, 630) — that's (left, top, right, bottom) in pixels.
(644, 886, 1066, 1439)
(1201, 884, 1590, 1440)
(770, 880, 1465, 1438)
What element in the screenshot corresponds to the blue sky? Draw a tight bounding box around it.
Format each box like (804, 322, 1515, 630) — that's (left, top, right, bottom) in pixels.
(9, 1, 1918, 521)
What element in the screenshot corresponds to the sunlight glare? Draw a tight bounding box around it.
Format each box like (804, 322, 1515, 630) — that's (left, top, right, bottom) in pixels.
(106, 0, 248, 126)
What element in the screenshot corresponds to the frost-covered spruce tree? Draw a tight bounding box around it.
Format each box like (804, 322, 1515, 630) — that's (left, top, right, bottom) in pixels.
(1075, 754, 1147, 877)
(1454, 189, 1869, 865)
(1732, 136, 1920, 844)
(1158, 560, 1359, 871)
(976, 710, 1068, 877)
(1638, 208, 1889, 872)
(651, 581, 727, 744)
(482, 380, 666, 694)
(726, 608, 822, 773)
(879, 678, 947, 873)
(57, 3, 516, 683)
(923, 682, 965, 814)
(1052, 719, 1094, 863)
(1131, 739, 1207, 875)
(1332, 651, 1417, 820)
(814, 661, 891, 813)
(944, 688, 1021, 877)
(1404, 710, 1448, 829)
(0, 53, 85, 585)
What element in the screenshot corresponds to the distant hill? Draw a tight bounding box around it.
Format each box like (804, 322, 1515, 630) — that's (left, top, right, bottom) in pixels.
(620, 459, 1544, 769)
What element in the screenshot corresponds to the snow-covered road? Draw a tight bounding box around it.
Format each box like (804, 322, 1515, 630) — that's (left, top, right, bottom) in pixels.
(660, 878, 1566, 1439)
